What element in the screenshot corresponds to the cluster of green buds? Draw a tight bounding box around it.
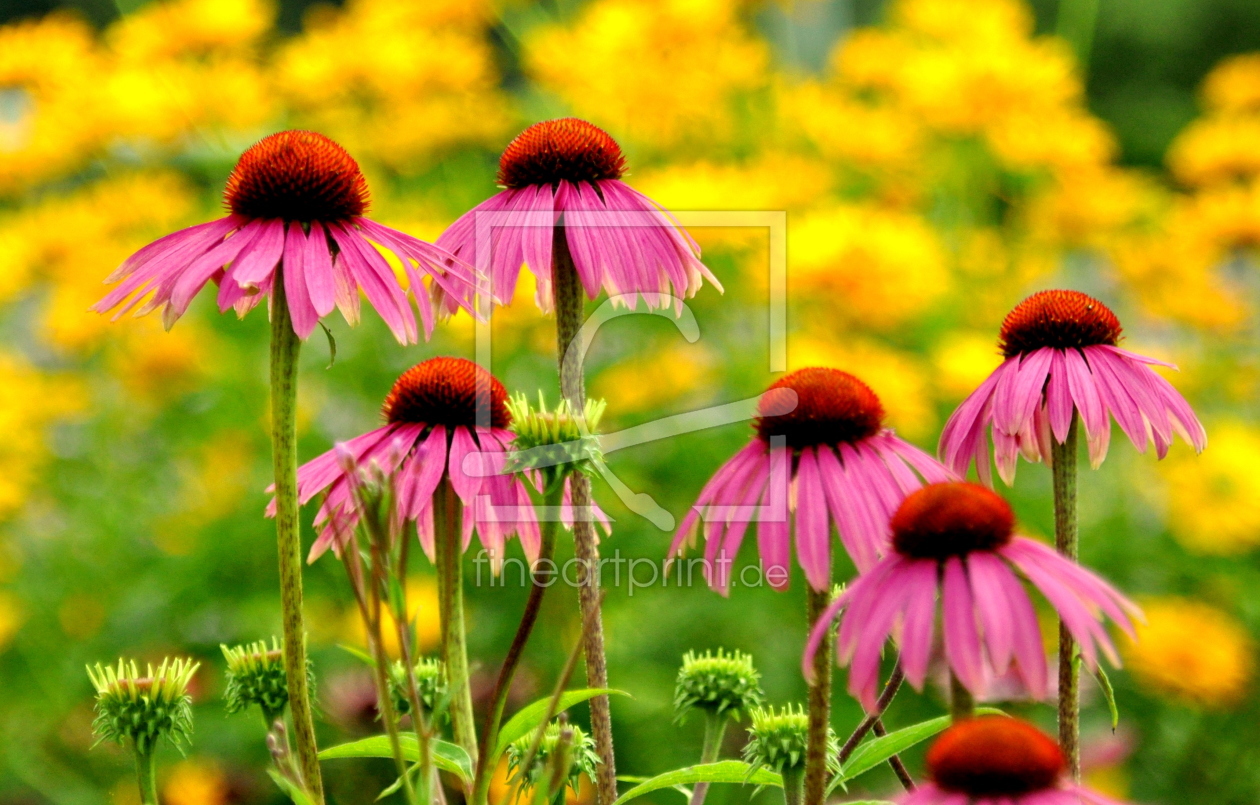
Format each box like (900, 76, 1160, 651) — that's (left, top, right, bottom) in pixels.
(505, 392, 606, 489)
(742, 704, 839, 778)
(505, 719, 600, 801)
(222, 638, 293, 725)
(673, 648, 764, 724)
(387, 656, 447, 720)
(87, 657, 199, 756)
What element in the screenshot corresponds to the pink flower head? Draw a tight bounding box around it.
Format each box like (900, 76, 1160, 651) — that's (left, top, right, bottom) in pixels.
(668, 367, 952, 595)
(805, 482, 1140, 710)
(270, 357, 538, 572)
(436, 118, 720, 313)
(902, 716, 1130, 805)
(94, 130, 476, 344)
(940, 289, 1206, 485)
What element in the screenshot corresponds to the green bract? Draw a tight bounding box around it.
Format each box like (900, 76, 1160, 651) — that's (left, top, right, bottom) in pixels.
(742, 705, 839, 776)
(388, 656, 447, 719)
(505, 392, 606, 483)
(221, 638, 292, 720)
(87, 657, 199, 755)
(673, 648, 763, 723)
(506, 720, 600, 795)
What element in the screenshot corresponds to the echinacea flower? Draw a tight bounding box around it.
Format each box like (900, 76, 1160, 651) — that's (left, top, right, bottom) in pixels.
(88, 657, 200, 754)
(94, 130, 475, 343)
(669, 367, 952, 593)
(940, 290, 1206, 485)
(805, 482, 1140, 710)
(903, 716, 1128, 805)
(276, 356, 538, 568)
(437, 117, 720, 313)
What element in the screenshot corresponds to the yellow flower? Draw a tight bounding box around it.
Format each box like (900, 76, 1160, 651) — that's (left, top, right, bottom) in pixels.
(788, 205, 949, 330)
(789, 337, 935, 441)
(162, 760, 229, 805)
(1201, 52, 1260, 115)
(1161, 422, 1260, 555)
(0, 354, 84, 519)
(1026, 166, 1159, 248)
(1124, 597, 1253, 707)
(782, 81, 923, 171)
(524, 0, 768, 151)
(894, 0, 1035, 46)
(1109, 232, 1244, 331)
(1167, 116, 1260, 188)
(932, 332, 1004, 401)
(108, 0, 271, 61)
(591, 342, 717, 417)
(342, 575, 442, 656)
(1173, 180, 1260, 253)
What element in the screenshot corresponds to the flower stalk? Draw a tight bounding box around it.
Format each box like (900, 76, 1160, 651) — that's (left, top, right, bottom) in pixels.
(435, 476, 478, 769)
(689, 711, 727, 805)
(269, 279, 324, 804)
(803, 574, 833, 805)
(135, 749, 158, 805)
(551, 225, 616, 804)
(1053, 418, 1080, 778)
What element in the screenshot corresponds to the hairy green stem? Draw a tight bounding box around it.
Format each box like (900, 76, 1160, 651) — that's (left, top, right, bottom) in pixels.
(435, 477, 478, 769)
(269, 279, 324, 803)
(781, 767, 805, 805)
(552, 224, 616, 805)
(803, 575, 833, 805)
(1053, 418, 1080, 779)
(688, 711, 728, 805)
(473, 484, 563, 805)
(135, 748, 159, 805)
(949, 672, 974, 722)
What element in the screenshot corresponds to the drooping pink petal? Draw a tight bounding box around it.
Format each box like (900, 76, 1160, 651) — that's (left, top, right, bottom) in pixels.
(943, 556, 985, 694)
(794, 447, 832, 591)
(283, 221, 320, 338)
(896, 559, 939, 689)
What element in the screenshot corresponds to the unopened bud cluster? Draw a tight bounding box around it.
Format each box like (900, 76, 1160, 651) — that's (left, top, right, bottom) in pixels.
(222, 638, 291, 720)
(673, 648, 763, 723)
(506, 720, 600, 795)
(87, 657, 199, 755)
(387, 657, 447, 719)
(505, 392, 605, 483)
(742, 704, 839, 776)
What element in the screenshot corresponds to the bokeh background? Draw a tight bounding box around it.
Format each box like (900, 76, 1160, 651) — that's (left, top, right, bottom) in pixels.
(0, 0, 1257, 802)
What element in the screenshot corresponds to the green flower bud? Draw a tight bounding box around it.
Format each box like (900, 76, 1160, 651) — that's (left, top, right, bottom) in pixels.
(388, 657, 447, 719)
(221, 638, 294, 721)
(88, 657, 199, 755)
(742, 705, 839, 776)
(673, 648, 763, 723)
(506, 720, 600, 795)
(505, 392, 605, 484)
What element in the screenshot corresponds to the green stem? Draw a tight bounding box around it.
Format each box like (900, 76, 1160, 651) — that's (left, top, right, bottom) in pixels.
(473, 484, 563, 805)
(781, 767, 805, 805)
(552, 224, 616, 805)
(688, 711, 728, 805)
(270, 278, 324, 803)
(435, 476, 478, 769)
(803, 576, 833, 805)
(135, 748, 159, 805)
(370, 618, 418, 805)
(949, 671, 975, 722)
(1053, 418, 1080, 779)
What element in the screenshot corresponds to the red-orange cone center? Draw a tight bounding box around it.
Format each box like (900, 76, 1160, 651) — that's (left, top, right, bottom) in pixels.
(891, 482, 1014, 559)
(754, 367, 885, 450)
(225, 130, 369, 222)
(497, 118, 627, 189)
(928, 716, 1065, 796)
(382, 357, 509, 429)
(998, 289, 1122, 358)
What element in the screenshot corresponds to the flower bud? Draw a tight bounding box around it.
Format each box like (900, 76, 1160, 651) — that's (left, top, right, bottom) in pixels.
(387, 657, 447, 719)
(742, 705, 839, 776)
(88, 657, 199, 755)
(506, 720, 600, 795)
(221, 638, 293, 720)
(505, 392, 606, 484)
(673, 648, 763, 723)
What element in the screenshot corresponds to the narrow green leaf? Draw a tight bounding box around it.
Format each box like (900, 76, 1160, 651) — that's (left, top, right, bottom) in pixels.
(266, 769, 316, 805)
(319, 321, 337, 369)
(492, 688, 630, 761)
(337, 643, 377, 668)
(611, 761, 782, 805)
(318, 735, 474, 782)
(836, 708, 1005, 787)
(1089, 663, 1120, 731)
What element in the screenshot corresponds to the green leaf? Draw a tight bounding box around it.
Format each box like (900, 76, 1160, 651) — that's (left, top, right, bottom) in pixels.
(319, 321, 337, 369)
(318, 735, 474, 782)
(492, 688, 630, 761)
(834, 708, 1005, 790)
(611, 761, 782, 805)
(337, 644, 377, 668)
(266, 769, 316, 805)
(1088, 663, 1120, 731)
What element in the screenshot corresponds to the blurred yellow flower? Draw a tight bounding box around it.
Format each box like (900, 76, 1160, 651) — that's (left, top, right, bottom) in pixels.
(109, 0, 271, 61)
(343, 575, 442, 656)
(932, 332, 1004, 401)
(0, 591, 23, 653)
(592, 342, 717, 417)
(162, 760, 229, 805)
(1168, 117, 1260, 188)
(0, 355, 84, 519)
(789, 205, 949, 330)
(153, 432, 255, 555)
(1161, 422, 1260, 555)
(525, 0, 768, 151)
(109, 317, 210, 403)
(1124, 597, 1253, 707)
(1110, 232, 1244, 331)
(1201, 52, 1260, 115)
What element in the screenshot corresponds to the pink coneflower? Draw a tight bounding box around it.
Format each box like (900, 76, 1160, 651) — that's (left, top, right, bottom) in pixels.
(273, 357, 538, 568)
(669, 368, 952, 593)
(903, 716, 1128, 805)
(804, 482, 1140, 710)
(94, 130, 474, 343)
(436, 117, 720, 312)
(940, 290, 1206, 485)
